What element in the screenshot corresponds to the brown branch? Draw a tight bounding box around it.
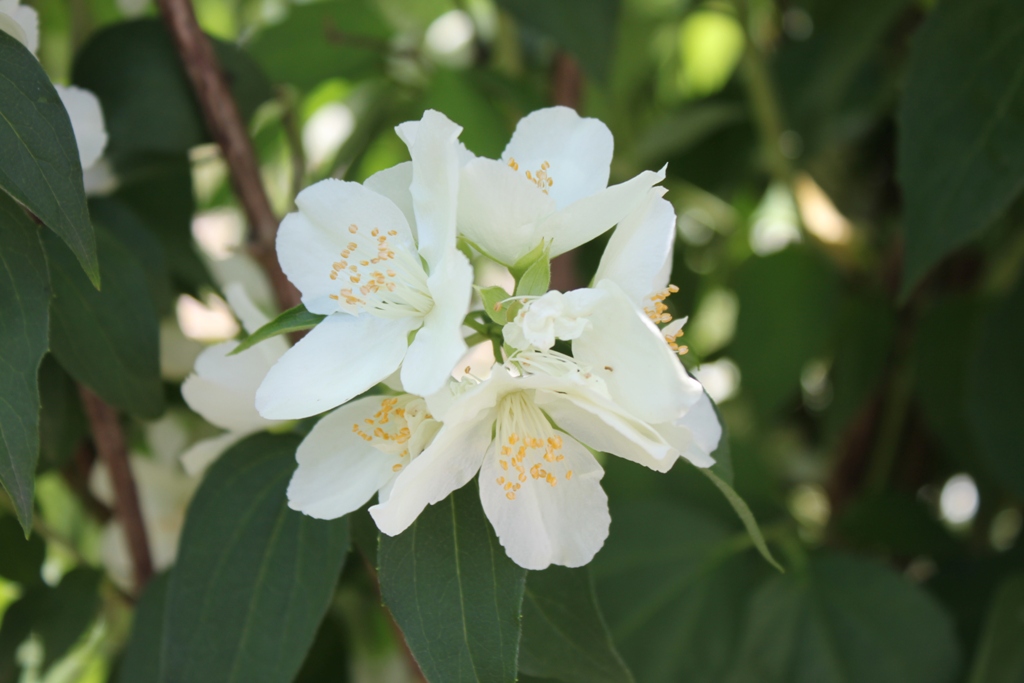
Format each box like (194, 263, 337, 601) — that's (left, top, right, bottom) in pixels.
(549, 52, 584, 292)
(155, 0, 300, 311)
(77, 386, 153, 593)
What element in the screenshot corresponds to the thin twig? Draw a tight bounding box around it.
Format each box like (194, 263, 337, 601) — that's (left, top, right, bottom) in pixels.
(77, 386, 153, 593)
(279, 88, 307, 207)
(155, 0, 300, 310)
(549, 52, 583, 292)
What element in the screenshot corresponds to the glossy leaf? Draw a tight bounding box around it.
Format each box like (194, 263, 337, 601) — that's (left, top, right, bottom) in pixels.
(73, 20, 271, 158)
(592, 500, 773, 683)
(0, 31, 98, 287)
(117, 572, 170, 683)
(496, 0, 620, 82)
(0, 515, 44, 586)
(730, 247, 839, 418)
(968, 573, 1024, 683)
(898, 0, 1024, 296)
(247, 0, 390, 91)
(0, 192, 51, 533)
(231, 304, 325, 355)
(519, 566, 634, 683)
(726, 552, 960, 683)
(47, 225, 164, 419)
(379, 483, 526, 683)
(967, 277, 1024, 498)
(161, 434, 351, 683)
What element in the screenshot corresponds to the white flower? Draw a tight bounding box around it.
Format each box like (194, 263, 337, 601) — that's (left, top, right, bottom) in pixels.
(370, 355, 708, 570)
(590, 186, 723, 459)
(286, 393, 440, 519)
(180, 283, 288, 475)
(256, 110, 474, 419)
(456, 106, 666, 266)
(0, 0, 38, 55)
(54, 84, 108, 172)
(502, 288, 603, 350)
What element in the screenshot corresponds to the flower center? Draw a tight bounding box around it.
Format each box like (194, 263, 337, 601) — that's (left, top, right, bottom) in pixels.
(492, 391, 573, 501)
(351, 395, 437, 472)
(328, 223, 433, 319)
(507, 158, 554, 194)
(645, 284, 689, 356)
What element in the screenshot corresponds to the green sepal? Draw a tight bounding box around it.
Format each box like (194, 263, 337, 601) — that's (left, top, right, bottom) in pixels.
(477, 285, 512, 325)
(700, 467, 785, 572)
(509, 239, 550, 281)
(230, 304, 325, 355)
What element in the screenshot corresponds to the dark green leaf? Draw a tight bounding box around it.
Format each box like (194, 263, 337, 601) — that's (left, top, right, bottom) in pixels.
(0, 192, 51, 533)
(117, 572, 170, 683)
(968, 276, 1024, 498)
(73, 20, 271, 158)
(0, 31, 98, 287)
(519, 566, 634, 683)
(111, 154, 210, 294)
(161, 433, 351, 683)
(294, 614, 350, 683)
(968, 573, 1024, 683)
(701, 468, 783, 572)
(47, 224, 164, 419)
(90, 197, 173, 315)
(379, 483, 526, 683)
(231, 304, 325, 355)
(497, 0, 620, 82)
(725, 552, 960, 683)
(247, 0, 390, 91)
(592, 500, 773, 683)
(730, 247, 839, 418)
(0, 515, 44, 586)
(836, 492, 958, 558)
(898, 0, 1024, 296)
(37, 355, 88, 471)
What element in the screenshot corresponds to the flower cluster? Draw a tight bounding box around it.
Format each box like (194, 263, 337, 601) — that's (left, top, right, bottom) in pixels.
(185, 107, 721, 570)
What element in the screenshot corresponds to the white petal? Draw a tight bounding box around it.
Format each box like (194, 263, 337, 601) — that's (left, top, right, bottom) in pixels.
(369, 415, 494, 536)
(457, 157, 555, 265)
(400, 249, 473, 395)
(222, 282, 271, 335)
(181, 372, 267, 433)
(54, 85, 108, 170)
(364, 162, 416, 239)
(255, 314, 415, 419)
(183, 339, 281, 432)
(542, 167, 666, 258)
(593, 187, 675, 305)
(535, 392, 677, 472)
(287, 397, 401, 520)
(398, 110, 463, 271)
(479, 431, 609, 569)
(655, 390, 720, 468)
(180, 431, 248, 476)
(280, 180, 415, 314)
(502, 106, 613, 210)
(0, 2, 37, 54)
(573, 280, 702, 424)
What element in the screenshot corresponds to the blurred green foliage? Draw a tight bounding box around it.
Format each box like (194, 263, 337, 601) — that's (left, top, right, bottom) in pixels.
(1, 0, 1024, 680)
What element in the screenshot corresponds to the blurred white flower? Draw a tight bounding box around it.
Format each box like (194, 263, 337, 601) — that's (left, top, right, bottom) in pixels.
(256, 110, 474, 419)
(424, 10, 475, 69)
(0, 0, 38, 55)
(180, 283, 288, 475)
(457, 106, 665, 266)
(53, 85, 108, 171)
(89, 415, 199, 590)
